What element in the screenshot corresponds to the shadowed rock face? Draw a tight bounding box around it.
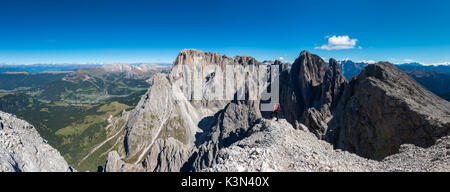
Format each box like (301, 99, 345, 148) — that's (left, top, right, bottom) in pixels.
(187, 100, 262, 171)
(321, 59, 348, 112)
(330, 62, 450, 160)
(280, 51, 347, 138)
(0, 111, 72, 172)
(281, 51, 327, 124)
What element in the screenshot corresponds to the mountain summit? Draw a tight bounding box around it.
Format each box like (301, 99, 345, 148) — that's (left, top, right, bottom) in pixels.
(280, 51, 347, 139)
(329, 62, 450, 159)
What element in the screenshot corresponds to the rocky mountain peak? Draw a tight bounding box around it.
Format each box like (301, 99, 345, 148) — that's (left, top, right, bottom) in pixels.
(233, 56, 260, 66)
(174, 49, 261, 68)
(292, 50, 328, 87)
(330, 62, 450, 159)
(358, 62, 396, 80)
(174, 49, 232, 67)
(280, 51, 347, 138)
(300, 50, 311, 57)
(328, 58, 340, 72)
(273, 60, 282, 65)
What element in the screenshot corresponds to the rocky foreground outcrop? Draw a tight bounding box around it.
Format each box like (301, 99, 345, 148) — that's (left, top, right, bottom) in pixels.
(0, 111, 72, 172)
(329, 62, 450, 159)
(205, 119, 449, 172)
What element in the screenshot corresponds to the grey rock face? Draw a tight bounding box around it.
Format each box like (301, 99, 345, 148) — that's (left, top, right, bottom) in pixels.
(331, 62, 450, 159)
(174, 49, 260, 68)
(104, 151, 143, 172)
(0, 111, 72, 172)
(320, 58, 348, 112)
(280, 51, 347, 138)
(105, 49, 266, 172)
(122, 73, 199, 163)
(204, 119, 380, 172)
(302, 108, 328, 139)
(280, 51, 327, 126)
(141, 137, 193, 172)
(205, 118, 449, 172)
(104, 137, 192, 172)
(190, 101, 262, 171)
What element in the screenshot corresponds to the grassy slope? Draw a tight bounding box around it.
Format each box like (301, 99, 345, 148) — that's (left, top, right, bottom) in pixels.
(0, 70, 150, 171)
(1, 94, 139, 171)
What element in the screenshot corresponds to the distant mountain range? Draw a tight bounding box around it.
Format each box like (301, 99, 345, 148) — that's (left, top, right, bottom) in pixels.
(2, 61, 449, 102)
(0, 63, 171, 74)
(0, 64, 97, 74)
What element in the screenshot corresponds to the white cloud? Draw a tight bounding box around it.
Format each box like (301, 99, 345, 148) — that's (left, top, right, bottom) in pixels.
(279, 57, 284, 60)
(359, 60, 376, 64)
(403, 59, 414, 63)
(315, 35, 359, 50)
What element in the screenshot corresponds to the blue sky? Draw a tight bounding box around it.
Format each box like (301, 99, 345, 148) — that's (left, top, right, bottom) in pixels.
(1, 0, 450, 65)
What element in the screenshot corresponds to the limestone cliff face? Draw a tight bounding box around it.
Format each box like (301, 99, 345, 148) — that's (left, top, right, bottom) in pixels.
(105, 49, 266, 172)
(330, 62, 450, 159)
(280, 51, 347, 138)
(122, 73, 199, 164)
(174, 49, 259, 68)
(0, 111, 72, 172)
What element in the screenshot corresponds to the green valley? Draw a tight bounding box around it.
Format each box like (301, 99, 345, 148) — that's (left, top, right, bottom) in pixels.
(0, 64, 167, 171)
